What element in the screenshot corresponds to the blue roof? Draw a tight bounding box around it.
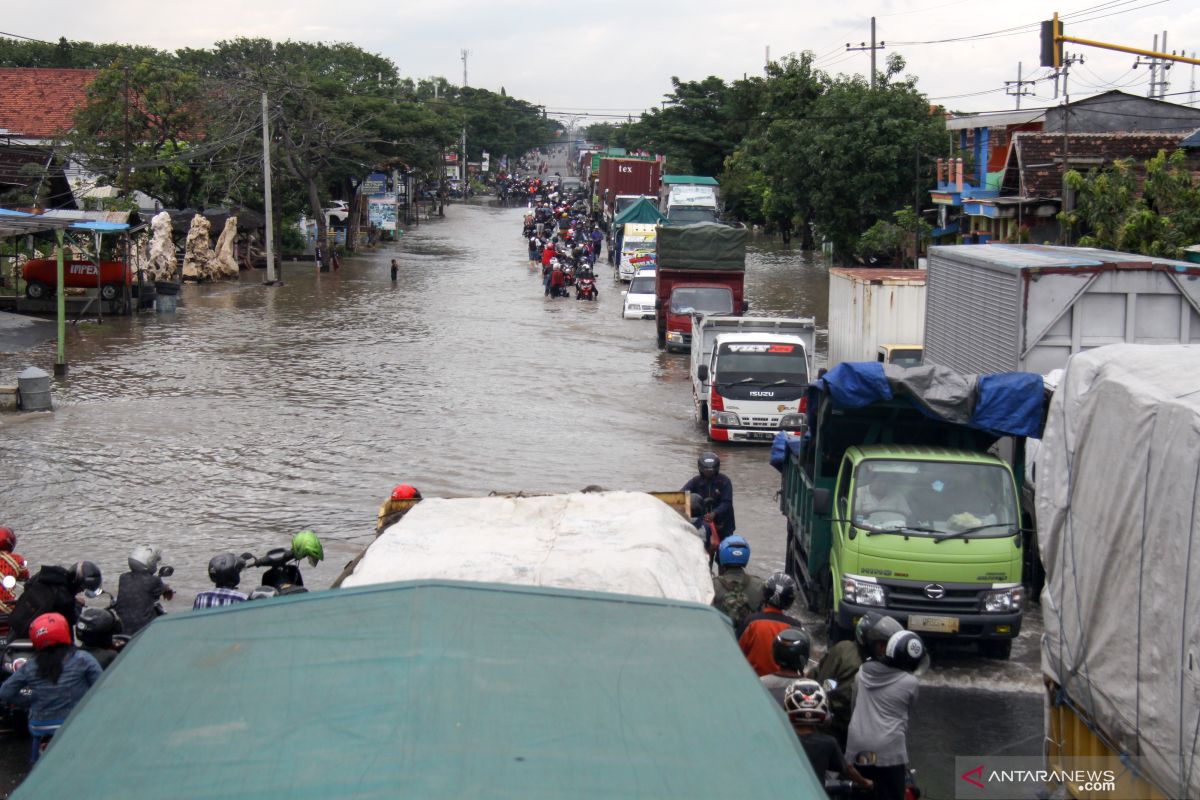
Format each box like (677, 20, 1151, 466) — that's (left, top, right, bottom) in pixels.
(1180, 129, 1200, 148)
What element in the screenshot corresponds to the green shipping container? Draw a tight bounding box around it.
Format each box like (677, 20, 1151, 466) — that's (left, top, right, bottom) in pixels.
(656, 222, 747, 271)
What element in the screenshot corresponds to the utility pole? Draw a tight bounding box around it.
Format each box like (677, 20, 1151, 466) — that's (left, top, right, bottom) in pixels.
(846, 17, 886, 89)
(261, 92, 277, 284)
(120, 64, 131, 196)
(1136, 32, 1173, 99)
(1059, 53, 1083, 245)
(461, 49, 469, 187)
(1005, 62, 1036, 109)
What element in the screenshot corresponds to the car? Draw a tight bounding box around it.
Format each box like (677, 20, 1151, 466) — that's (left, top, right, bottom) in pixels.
(323, 200, 350, 225)
(622, 269, 657, 320)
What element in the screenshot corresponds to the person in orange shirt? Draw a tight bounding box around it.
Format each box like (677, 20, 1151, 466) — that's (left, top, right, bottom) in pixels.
(0, 526, 30, 615)
(737, 572, 804, 676)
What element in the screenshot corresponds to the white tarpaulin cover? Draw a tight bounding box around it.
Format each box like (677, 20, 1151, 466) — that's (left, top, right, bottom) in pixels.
(343, 491, 714, 604)
(1038, 344, 1200, 799)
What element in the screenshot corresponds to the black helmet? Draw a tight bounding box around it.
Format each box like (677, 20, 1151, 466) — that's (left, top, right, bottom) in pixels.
(698, 452, 720, 477)
(70, 561, 102, 594)
(884, 630, 926, 672)
(772, 627, 811, 672)
(762, 571, 797, 610)
(76, 606, 119, 646)
(855, 611, 884, 647)
(208, 553, 243, 588)
(863, 614, 906, 652)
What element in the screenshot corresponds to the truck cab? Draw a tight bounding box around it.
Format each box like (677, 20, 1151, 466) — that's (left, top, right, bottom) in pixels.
(876, 344, 924, 367)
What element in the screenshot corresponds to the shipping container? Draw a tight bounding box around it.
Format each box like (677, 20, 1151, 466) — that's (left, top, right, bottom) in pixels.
(597, 158, 661, 214)
(925, 244, 1200, 374)
(826, 268, 926, 367)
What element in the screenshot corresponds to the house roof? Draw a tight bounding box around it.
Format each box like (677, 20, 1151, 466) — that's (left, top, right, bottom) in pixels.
(0, 68, 97, 139)
(946, 109, 1045, 131)
(1003, 131, 1195, 198)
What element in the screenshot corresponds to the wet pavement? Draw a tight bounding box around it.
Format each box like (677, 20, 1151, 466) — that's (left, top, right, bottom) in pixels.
(0, 166, 1042, 797)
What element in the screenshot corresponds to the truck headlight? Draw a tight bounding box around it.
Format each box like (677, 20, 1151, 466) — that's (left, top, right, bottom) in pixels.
(983, 586, 1023, 613)
(780, 413, 807, 430)
(842, 575, 886, 607)
(712, 411, 740, 426)
(667, 331, 683, 343)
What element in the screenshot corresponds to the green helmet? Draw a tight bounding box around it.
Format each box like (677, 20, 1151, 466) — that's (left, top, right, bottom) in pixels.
(292, 529, 324, 567)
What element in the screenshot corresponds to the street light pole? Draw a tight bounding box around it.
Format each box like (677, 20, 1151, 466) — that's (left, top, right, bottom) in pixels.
(262, 92, 277, 284)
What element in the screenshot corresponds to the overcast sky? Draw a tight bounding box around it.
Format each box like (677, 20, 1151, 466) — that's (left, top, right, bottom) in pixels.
(8, 0, 1200, 123)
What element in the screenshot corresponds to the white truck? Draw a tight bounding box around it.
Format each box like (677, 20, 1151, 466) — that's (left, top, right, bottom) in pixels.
(827, 267, 926, 367)
(690, 315, 816, 443)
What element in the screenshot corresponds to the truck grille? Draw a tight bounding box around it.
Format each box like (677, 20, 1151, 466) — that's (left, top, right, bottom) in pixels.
(885, 583, 982, 614)
(742, 415, 782, 428)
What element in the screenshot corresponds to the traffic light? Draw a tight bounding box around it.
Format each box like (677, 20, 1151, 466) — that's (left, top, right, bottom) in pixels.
(1040, 15, 1063, 68)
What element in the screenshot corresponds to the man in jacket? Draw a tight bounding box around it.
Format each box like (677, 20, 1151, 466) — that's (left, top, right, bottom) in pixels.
(737, 572, 804, 676)
(681, 452, 735, 540)
(7, 562, 100, 641)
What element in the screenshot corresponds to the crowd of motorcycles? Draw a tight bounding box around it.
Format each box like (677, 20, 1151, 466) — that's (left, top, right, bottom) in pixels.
(0, 528, 324, 749)
(517, 177, 602, 302)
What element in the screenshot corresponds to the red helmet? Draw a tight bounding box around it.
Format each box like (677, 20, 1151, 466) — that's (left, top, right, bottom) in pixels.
(0, 526, 14, 552)
(390, 484, 422, 501)
(30, 613, 72, 650)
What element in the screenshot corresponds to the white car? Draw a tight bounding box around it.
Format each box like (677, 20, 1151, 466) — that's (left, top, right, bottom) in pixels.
(324, 200, 350, 225)
(622, 270, 657, 320)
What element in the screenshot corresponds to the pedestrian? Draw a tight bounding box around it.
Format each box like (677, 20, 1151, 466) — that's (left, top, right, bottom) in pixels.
(846, 618, 925, 800)
(681, 452, 736, 541)
(784, 679, 874, 794)
(390, 259, 399, 282)
(710, 535, 764, 630)
(550, 264, 566, 298)
(0, 525, 29, 616)
(760, 628, 812, 708)
(736, 572, 804, 676)
(816, 612, 879, 749)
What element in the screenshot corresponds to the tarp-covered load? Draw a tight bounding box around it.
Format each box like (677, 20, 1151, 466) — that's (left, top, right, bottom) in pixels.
(655, 221, 746, 271)
(613, 197, 666, 226)
(15, 581, 822, 799)
(1038, 344, 1200, 800)
(342, 491, 714, 604)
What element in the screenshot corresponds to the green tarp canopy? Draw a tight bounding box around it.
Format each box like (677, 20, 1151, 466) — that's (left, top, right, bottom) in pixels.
(16, 580, 823, 800)
(661, 175, 720, 186)
(613, 197, 666, 227)
(656, 222, 747, 271)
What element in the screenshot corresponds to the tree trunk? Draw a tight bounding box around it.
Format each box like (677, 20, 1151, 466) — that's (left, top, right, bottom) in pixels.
(800, 211, 815, 251)
(305, 175, 326, 270)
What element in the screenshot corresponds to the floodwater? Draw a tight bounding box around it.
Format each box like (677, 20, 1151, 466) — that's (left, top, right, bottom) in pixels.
(0, 176, 1042, 797)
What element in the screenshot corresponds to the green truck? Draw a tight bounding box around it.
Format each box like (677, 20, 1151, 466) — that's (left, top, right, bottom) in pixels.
(772, 362, 1045, 659)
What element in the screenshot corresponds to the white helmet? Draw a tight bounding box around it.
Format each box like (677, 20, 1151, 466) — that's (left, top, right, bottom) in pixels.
(783, 679, 830, 723)
(128, 545, 162, 574)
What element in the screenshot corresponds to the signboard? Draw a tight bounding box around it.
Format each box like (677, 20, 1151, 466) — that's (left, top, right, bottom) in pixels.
(368, 193, 397, 231)
(361, 172, 387, 195)
(444, 152, 459, 163)
(481, 151, 490, 172)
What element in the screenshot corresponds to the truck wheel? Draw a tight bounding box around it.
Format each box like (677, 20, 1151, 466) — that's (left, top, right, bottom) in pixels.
(656, 328, 665, 349)
(981, 640, 1013, 660)
(25, 280, 49, 300)
(100, 283, 121, 301)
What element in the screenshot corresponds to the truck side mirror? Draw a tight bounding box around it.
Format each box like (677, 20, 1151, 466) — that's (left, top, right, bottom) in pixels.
(698, 365, 709, 382)
(812, 488, 832, 516)
(654, 298, 662, 310)
(742, 301, 750, 313)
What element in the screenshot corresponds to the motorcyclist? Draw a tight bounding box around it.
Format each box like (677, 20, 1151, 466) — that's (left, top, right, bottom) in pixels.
(710, 535, 764, 629)
(261, 530, 324, 594)
(816, 611, 880, 749)
(736, 572, 804, 676)
(760, 627, 812, 708)
(550, 263, 567, 298)
(7, 561, 101, 641)
(114, 545, 174, 636)
(681, 452, 735, 541)
(784, 679, 874, 794)
(75, 607, 122, 670)
(0, 526, 30, 616)
(193, 554, 247, 609)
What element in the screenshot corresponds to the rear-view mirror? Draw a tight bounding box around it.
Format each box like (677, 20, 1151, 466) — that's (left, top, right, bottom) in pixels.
(697, 365, 709, 382)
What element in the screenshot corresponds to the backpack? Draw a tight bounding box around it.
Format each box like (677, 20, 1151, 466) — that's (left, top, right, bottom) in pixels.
(714, 574, 755, 628)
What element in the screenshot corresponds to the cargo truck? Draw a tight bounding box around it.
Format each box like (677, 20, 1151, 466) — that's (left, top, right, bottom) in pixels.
(690, 315, 816, 442)
(597, 157, 661, 226)
(1039, 344, 1199, 800)
(826, 268, 926, 368)
(771, 362, 1044, 658)
(656, 222, 747, 352)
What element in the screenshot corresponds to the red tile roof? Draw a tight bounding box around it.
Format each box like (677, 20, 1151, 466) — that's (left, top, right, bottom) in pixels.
(0, 68, 97, 139)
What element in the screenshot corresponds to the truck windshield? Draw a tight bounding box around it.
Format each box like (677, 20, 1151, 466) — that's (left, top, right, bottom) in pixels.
(670, 287, 733, 315)
(850, 460, 1017, 537)
(629, 276, 655, 294)
(668, 207, 719, 224)
(889, 349, 923, 368)
(715, 343, 808, 383)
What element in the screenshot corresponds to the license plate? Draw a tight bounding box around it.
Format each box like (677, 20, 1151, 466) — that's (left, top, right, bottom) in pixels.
(746, 432, 774, 441)
(908, 614, 959, 633)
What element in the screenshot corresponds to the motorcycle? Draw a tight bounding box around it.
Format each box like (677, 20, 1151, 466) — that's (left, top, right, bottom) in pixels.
(240, 547, 311, 596)
(575, 276, 598, 301)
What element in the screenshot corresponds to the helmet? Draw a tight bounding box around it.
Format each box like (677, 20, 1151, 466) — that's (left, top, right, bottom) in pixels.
(884, 630, 926, 672)
(863, 614, 906, 652)
(697, 451, 720, 477)
(772, 627, 812, 672)
(76, 606, 118, 645)
(70, 561, 102, 595)
(291, 530, 324, 567)
(30, 612, 72, 650)
(717, 535, 750, 568)
(855, 611, 884, 647)
(128, 545, 162, 574)
(0, 526, 14, 552)
(208, 553, 243, 588)
(391, 483, 422, 501)
(784, 679, 830, 723)
(762, 571, 797, 610)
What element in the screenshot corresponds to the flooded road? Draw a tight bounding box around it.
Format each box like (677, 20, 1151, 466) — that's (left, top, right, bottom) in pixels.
(0, 193, 1042, 797)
